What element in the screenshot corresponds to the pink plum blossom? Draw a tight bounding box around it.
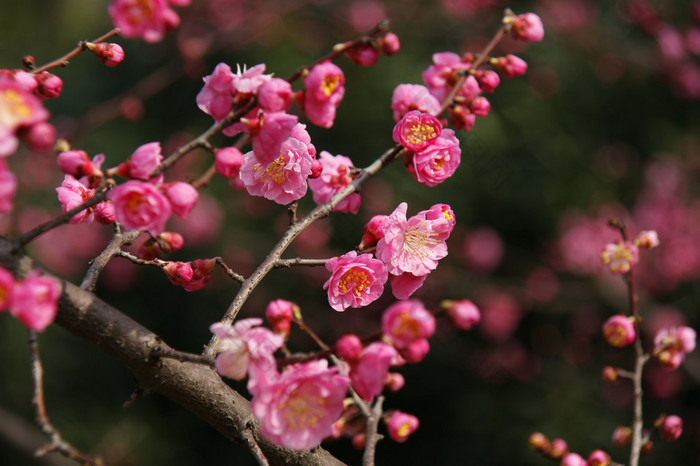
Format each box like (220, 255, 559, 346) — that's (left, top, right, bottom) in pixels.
(323, 251, 388, 312)
(163, 182, 198, 218)
(602, 315, 636, 347)
(121, 141, 163, 180)
(55, 175, 96, 224)
(0, 266, 15, 311)
(10, 271, 61, 332)
(258, 78, 292, 113)
(265, 299, 296, 335)
(473, 69, 500, 93)
(163, 261, 193, 287)
(587, 450, 611, 466)
(108, 180, 172, 234)
(376, 202, 450, 277)
(231, 64, 270, 97)
(386, 411, 419, 443)
(33, 72, 63, 100)
(181, 258, 216, 292)
(443, 299, 481, 330)
(210, 318, 283, 382)
(601, 241, 639, 275)
(302, 61, 345, 128)
(350, 342, 398, 401)
(392, 110, 442, 152)
(196, 63, 235, 121)
(251, 359, 350, 450)
(401, 338, 430, 363)
(24, 121, 56, 152)
(214, 146, 244, 178)
(0, 78, 49, 157)
(239, 126, 314, 205)
(388, 272, 427, 300)
(308, 151, 361, 213)
(381, 299, 435, 350)
(346, 44, 381, 66)
(391, 84, 441, 121)
(251, 111, 298, 164)
(507, 12, 545, 42)
(109, 0, 188, 43)
(335, 334, 363, 362)
(0, 162, 17, 214)
(381, 32, 400, 55)
(634, 230, 660, 249)
(406, 127, 461, 187)
(422, 51, 471, 102)
(653, 326, 696, 369)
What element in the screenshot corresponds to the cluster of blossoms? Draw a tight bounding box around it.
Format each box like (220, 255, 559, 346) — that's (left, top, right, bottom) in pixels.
(0, 266, 61, 332)
(162, 258, 216, 292)
(323, 202, 455, 312)
(109, 0, 191, 43)
(209, 294, 479, 450)
(56, 141, 199, 236)
(529, 433, 614, 466)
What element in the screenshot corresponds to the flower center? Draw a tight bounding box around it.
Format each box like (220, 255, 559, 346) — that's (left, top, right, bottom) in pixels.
(321, 75, 341, 97)
(338, 268, 370, 297)
(281, 390, 325, 431)
(253, 155, 287, 184)
(403, 123, 437, 147)
(0, 89, 32, 127)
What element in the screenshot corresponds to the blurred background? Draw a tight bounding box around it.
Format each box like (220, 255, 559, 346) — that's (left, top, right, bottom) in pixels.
(1, 0, 699, 464)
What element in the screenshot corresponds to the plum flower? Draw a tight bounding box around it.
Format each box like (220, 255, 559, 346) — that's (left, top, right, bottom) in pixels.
(10, 271, 61, 332)
(653, 326, 696, 369)
(108, 180, 172, 234)
(210, 318, 284, 382)
(442, 299, 481, 330)
(381, 299, 435, 350)
(376, 202, 451, 277)
(308, 151, 361, 213)
(117, 141, 163, 180)
(392, 110, 442, 152)
(602, 314, 636, 347)
(601, 241, 640, 274)
(239, 125, 314, 205)
(303, 61, 345, 128)
(323, 251, 388, 312)
(406, 127, 461, 187)
(0, 161, 17, 214)
(251, 359, 350, 450)
(391, 84, 441, 122)
(251, 111, 298, 164)
(0, 78, 50, 157)
(421, 51, 471, 102)
(386, 411, 419, 443)
(108, 0, 189, 43)
(506, 12, 545, 42)
(196, 63, 235, 121)
(55, 175, 96, 224)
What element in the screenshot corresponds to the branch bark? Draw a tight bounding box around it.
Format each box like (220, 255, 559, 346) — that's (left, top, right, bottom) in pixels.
(0, 237, 345, 466)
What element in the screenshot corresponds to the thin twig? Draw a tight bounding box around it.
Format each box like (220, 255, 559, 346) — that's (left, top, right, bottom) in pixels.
(216, 257, 246, 283)
(81, 230, 141, 292)
(31, 29, 121, 74)
(29, 331, 104, 465)
(362, 396, 384, 466)
(274, 258, 330, 268)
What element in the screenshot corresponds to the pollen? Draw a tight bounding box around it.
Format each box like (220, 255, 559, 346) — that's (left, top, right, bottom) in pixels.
(403, 123, 437, 147)
(402, 223, 438, 259)
(338, 268, 370, 297)
(254, 155, 288, 184)
(321, 75, 341, 97)
(0, 89, 32, 126)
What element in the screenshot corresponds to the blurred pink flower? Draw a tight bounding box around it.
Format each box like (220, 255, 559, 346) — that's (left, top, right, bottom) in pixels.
(601, 241, 639, 275)
(109, 0, 188, 43)
(349, 341, 397, 401)
(507, 12, 545, 42)
(0, 78, 49, 157)
(381, 299, 435, 350)
(602, 315, 636, 348)
(308, 151, 361, 213)
(10, 271, 61, 332)
(386, 411, 419, 443)
(163, 181, 198, 218)
(443, 299, 480, 330)
(303, 61, 345, 128)
(108, 180, 172, 234)
(251, 359, 349, 450)
(461, 227, 503, 273)
(391, 84, 441, 122)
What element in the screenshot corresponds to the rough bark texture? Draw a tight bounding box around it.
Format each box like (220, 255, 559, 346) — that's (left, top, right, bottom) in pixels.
(0, 237, 346, 466)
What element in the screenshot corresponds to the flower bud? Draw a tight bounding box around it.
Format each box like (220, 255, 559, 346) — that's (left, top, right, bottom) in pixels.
(163, 261, 194, 286)
(602, 366, 620, 382)
(492, 54, 528, 79)
(351, 433, 366, 450)
(634, 230, 660, 249)
(215, 147, 244, 178)
(346, 44, 381, 66)
(24, 122, 56, 152)
(655, 414, 682, 441)
(506, 12, 545, 42)
(359, 214, 388, 250)
(528, 432, 550, 454)
(265, 299, 296, 335)
(587, 449, 610, 466)
(336, 334, 363, 362)
(602, 315, 636, 347)
(611, 426, 632, 447)
(385, 372, 405, 392)
(560, 453, 587, 466)
(549, 438, 568, 459)
(164, 182, 199, 218)
(474, 69, 500, 93)
(381, 32, 400, 55)
(94, 201, 116, 225)
(87, 42, 125, 67)
(310, 159, 323, 179)
(401, 338, 430, 363)
(386, 411, 419, 443)
(442, 299, 481, 330)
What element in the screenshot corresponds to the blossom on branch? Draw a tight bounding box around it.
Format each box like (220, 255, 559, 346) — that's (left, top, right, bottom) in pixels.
(9, 270, 61, 332)
(324, 251, 388, 312)
(301, 61, 346, 128)
(386, 411, 419, 443)
(405, 127, 461, 187)
(108, 180, 172, 234)
(601, 240, 640, 275)
(0, 78, 50, 157)
(308, 151, 361, 213)
(250, 359, 350, 450)
(108, 0, 190, 43)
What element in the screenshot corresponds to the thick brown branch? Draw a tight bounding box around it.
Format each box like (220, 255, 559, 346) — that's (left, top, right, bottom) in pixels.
(0, 237, 345, 466)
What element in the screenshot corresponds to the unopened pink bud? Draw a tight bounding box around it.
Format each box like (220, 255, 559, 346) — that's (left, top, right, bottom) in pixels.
(448, 104, 476, 132)
(346, 44, 381, 66)
(443, 299, 481, 330)
(474, 69, 500, 93)
(258, 78, 293, 113)
(492, 54, 528, 79)
(529, 432, 550, 454)
(401, 338, 430, 363)
(57, 150, 102, 178)
(469, 96, 491, 117)
(34, 72, 63, 99)
(587, 449, 610, 466)
(386, 411, 419, 443)
(634, 230, 660, 249)
(351, 433, 366, 450)
(507, 12, 545, 42)
(612, 426, 632, 447)
(549, 438, 568, 459)
(359, 214, 388, 250)
(381, 32, 400, 55)
(183, 258, 216, 291)
(602, 366, 620, 382)
(24, 122, 56, 152)
(336, 334, 363, 362)
(265, 299, 296, 334)
(560, 453, 587, 466)
(310, 159, 323, 179)
(655, 415, 682, 441)
(93, 201, 116, 225)
(385, 372, 405, 392)
(88, 42, 125, 67)
(164, 182, 198, 218)
(214, 147, 244, 178)
(163, 261, 194, 286)
(602, 315, 636, 347)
